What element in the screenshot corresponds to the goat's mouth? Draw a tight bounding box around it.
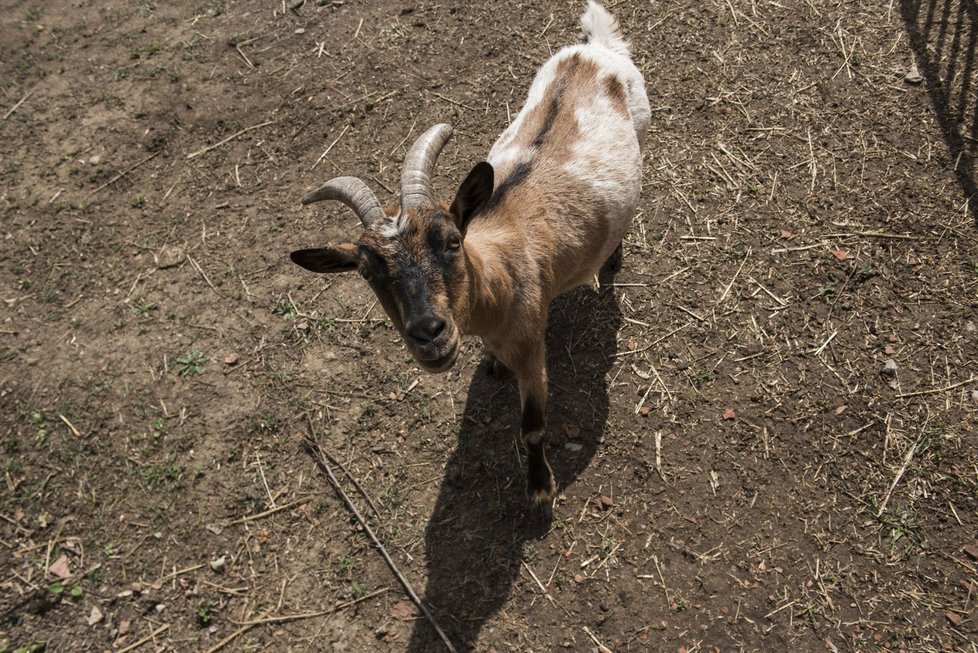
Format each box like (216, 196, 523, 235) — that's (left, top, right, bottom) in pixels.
(411, 334, 460, 374)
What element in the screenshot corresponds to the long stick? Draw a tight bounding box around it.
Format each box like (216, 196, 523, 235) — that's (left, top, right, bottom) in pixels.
(304, 418, 457, 652)
(895, 376, 976, 399)
(186, 120, 276, 160)
(206, 589, 388, 653)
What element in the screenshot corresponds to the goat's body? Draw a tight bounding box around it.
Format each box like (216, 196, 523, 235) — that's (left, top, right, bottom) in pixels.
(464, 2, 649, 338)
(458, 3, 649, 504)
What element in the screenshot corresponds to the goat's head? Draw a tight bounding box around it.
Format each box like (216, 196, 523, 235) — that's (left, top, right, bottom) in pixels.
(290, 124, 494, 373)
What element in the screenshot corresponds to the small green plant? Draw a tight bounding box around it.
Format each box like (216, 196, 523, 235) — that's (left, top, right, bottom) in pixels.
(131, 298, 157, 317)
(150, 418, 166, 441)
(12, 643, 46, 653)
(195, 599, 215, 626)
(815, 284, 836, 299)
(30, 410, 48, 442)
(273, 298, 298, 320)
(349, 580, 367, 600)
(689, 370, 714, 386)
(878, 501, 925, 556)
(139, 461, 182, 489)
(176, 349, 207, 376)
(130, 195, 146, 208)
(113, 67, 130, 81)
(794, 601, 823, 628)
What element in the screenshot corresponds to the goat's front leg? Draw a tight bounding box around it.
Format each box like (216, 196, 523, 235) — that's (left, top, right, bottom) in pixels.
(511, 340, 556, 507)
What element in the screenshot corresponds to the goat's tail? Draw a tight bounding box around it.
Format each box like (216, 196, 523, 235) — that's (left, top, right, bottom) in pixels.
(580, 1, 630, 57)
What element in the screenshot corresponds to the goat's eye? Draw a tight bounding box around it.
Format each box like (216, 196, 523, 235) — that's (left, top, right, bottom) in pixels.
(446, 235, 462, 251)
(359, 267, 372, 281)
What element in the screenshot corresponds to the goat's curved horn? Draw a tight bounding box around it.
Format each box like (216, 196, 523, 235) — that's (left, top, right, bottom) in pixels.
(400, 123, 453, 210)
(301, 177, 387, 228)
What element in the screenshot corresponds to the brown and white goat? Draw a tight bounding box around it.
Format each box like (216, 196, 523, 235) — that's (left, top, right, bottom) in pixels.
(291, 1, 650, 506)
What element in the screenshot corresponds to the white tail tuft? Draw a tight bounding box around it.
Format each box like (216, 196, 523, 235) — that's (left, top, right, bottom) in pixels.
(580, 1, 630, 57)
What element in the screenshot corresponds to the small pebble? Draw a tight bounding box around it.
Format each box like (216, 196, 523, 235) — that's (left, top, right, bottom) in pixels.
(155, 245, 185, 269)
(209, 555, 226, 573)
(87, 605, 104, 626)
(882, 359, 898, 377)
(904, 64, 923, 84)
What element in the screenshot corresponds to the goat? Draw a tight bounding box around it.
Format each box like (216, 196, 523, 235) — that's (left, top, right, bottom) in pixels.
(290, 1, 650, 506)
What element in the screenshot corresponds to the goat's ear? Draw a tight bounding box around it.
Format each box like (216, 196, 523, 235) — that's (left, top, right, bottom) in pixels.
(450, 161, 494, 234)
(290, 244, 358, 273)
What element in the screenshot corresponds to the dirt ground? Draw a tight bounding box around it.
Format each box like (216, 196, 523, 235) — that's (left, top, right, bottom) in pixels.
(1, 0, 977, 651)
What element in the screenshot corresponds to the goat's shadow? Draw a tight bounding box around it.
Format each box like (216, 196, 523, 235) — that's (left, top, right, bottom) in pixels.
(406, 269, 622, 651)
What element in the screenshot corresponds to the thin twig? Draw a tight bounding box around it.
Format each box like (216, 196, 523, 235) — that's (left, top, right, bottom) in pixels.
(186, 120, 276, 159)
(225, 496, 314, 526)
(85, 152, 160, 199)
(245, 589, 388, 626)
(522, 561, 569, 615)
(876, 435, 924, 517)
(116, 624, 170, 653)
(59, 414, 81, 437)
(304, 418, 457, 652)
(717, 247, 751, 304)
(156, 563, 206, 584)
(583, 625, 613, 653)
(186, 254, 222, 297)
(311, 124, 351, 170)
(3, 88, 34, 120)
(895, 376, 976, 399)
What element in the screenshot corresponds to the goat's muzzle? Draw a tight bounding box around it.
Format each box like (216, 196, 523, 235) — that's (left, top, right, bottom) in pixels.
(404, 316, 460, 373)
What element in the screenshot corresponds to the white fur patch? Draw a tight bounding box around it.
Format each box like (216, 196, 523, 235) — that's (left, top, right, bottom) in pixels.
(378, 212, 407, 238)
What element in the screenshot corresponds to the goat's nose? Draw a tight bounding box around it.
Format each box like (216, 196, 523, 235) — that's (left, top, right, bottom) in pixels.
(407, 316, 446, 343)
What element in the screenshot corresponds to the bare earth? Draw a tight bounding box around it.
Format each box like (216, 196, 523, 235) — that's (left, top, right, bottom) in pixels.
(1, 0, 977, 651)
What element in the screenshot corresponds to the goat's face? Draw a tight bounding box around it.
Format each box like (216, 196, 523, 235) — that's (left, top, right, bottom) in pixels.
(357, 204, 469, 372)
(290, 150, 494, 374)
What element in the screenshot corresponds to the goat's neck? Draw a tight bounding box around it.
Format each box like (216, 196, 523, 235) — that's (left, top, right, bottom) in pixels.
(458, 226, 523, 339)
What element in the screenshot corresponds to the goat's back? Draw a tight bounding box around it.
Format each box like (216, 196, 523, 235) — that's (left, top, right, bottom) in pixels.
(483, 3, 650, 295)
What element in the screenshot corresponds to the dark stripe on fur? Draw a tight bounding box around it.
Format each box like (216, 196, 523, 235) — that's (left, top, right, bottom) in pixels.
(486, 160, 533, 211)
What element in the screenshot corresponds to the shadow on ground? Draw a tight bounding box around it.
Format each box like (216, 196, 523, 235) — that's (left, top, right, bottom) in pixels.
(406, 273, 623, 651)
(901, 0, 978, 223)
